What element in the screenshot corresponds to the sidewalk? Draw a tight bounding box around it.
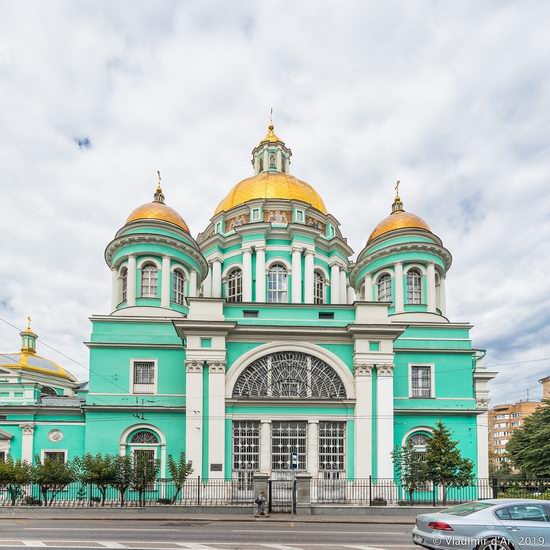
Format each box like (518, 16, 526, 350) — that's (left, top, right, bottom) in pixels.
(0, 506, 419, 524)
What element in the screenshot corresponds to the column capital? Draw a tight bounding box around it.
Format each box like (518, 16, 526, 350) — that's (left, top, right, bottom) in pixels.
(207, 360, 226, 373)
(377, 364, 394, 377)
(394, 261, 403, 267)
(20, 423, 35, 435)
(185, 359, 203, 373)
(291, 245, 304, 253)
(354, 363, 374, 376)
(128, 253, 136, 259)
(260, 419, 272, 425)
(254, 244, 266, 252)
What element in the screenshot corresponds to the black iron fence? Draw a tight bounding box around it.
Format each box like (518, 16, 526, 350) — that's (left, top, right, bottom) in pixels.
(2, 477, 549, 507)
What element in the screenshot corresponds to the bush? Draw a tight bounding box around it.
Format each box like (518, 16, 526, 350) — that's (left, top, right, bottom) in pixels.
(23, 496, 42, 506)
(371, 497, 387, 506)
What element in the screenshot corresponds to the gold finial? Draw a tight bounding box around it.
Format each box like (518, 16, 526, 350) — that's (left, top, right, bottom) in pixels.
(153, 171, 165, 204)
(391, 179, 404, 214)
(394, 179, 400, 199)
(26, 316, 32, 331)
(261, 109, 281, 144)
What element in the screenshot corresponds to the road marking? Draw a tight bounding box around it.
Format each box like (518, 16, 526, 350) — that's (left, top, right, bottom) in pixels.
(344, 546, 386, 550)
(24, 528, 183, 532)
(22, 543, 46, 548)
(262, 545, 303, 550)
(231, 530, 406, 535)
(174, 544, 220, 549)
(97, 543, 127, 549)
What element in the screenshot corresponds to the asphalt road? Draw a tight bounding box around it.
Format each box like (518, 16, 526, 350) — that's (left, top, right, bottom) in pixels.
(0, 518, 417, 550)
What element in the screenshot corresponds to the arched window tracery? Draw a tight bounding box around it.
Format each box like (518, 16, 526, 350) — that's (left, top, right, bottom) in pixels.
(129, 430, 159, 445)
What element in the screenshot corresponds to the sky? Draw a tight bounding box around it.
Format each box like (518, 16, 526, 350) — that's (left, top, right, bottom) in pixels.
(1, 1, 549, 405)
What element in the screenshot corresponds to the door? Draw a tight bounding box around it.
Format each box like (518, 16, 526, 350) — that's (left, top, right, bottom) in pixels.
(495, 503, 550, 550)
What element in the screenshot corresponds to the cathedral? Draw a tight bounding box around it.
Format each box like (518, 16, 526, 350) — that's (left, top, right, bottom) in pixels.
(0, 122, 495, 484)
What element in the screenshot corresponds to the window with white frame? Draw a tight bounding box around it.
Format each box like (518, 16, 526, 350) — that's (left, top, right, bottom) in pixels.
(173, 269, 185, 305)
(319, 421, 345, 474)
(120, 267, 128, 303)
(232, 420, 259, 473)
(314, 271, 325, 304)
(377, 274, 391, 302)
(141, 264, 158, 297)
(272, 421, 307, 471)
(132, 361, 156, 394)
(227, 268, 243, 302)
(130, 431, 159, 444)
(43, 450, 66, 463)
(411, 365, 432, 398)
(407, 269, 422, 304)
(267, 263, 288, 303)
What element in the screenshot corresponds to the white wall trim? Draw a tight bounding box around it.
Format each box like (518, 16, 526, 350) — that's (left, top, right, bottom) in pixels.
(408, 362, 436, 398)
(314, 266, 330, 280)
(404, 263, 427, 275)
(222, 263, 243, 278)
(265, 257, 292, 272)
(400, 426, 434, 448)
(170, 264, 190, 278)
(373, 269, 393, 284)
(137, 257, 162, 269)
(40, 449, 68, 462)
(129, 358, 158, 395)
(117, 262, 129, 276)
(119, 423, 167, 448)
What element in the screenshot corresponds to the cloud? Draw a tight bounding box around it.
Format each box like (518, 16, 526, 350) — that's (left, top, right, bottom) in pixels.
(0, 1, 549, 404)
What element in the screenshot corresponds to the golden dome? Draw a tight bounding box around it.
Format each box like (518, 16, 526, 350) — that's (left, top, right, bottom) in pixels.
(214, 171, 328, 216)
(260, 123, 283, 144)
(0, 352, 77, 382)
(126, 201, 190, 233)
(368, 195, 431, 243)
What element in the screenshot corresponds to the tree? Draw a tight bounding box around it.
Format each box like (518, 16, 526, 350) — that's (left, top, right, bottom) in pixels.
(110, 455, 133, 507)
(507, 400, 550, 477)
(32, 456, 77, 506)
(167, 453, 193, 503)
(131, 454, 160, 507)
(74, 454, 116, 506)
(392, 442, 427, 503)
(421, 421, 474, 504)
(0, 457, 32, 505)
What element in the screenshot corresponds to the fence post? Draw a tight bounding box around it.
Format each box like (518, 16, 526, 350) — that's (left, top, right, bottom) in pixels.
(432, 482, 437, 507)
(491, 477, 498, 499)
(294, 473, 312, 515)
(368, 475, 372, 506)
(197, 476, 201, 507)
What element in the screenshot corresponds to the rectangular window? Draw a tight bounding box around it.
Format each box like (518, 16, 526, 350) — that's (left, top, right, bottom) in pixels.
(318, 312, 334, 320)
(252, 208, 260, 221)
(411, 365, 432, 398)
(319, 421, 345, 474)
(272, 421, 307, 471)
(243, 310, 259, 318)
(43, 451, 66, 463)
(133, 361, 156, 394)
(232, 420, 260, 472)
(0, 451, 6, 462)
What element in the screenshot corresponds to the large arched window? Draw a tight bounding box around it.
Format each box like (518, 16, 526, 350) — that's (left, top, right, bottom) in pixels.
(232, 351, 346, 399)
(227, 268, 243, 302)
(377, 274, 391, 302)
(120, 267, 128, 303)
(407, 269, 422, 304)
(173, 269, 185, 305)
(267, 263, 288, 303)
(130, 430, 159, 445)
(314, 271, 325, 304)
(141, 264, 158, 297)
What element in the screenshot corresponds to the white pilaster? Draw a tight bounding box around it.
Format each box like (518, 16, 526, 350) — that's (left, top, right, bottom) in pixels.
(439, 275, 447, 315)
(127, 255, 137, 307)
(427, 262, 436, 312)
(354, 365, 373, 478)
(376, 364, 394, 478)
(212, 260, 222, 299)
(263, 149, 269, 171)
(394, 262, 404, 313)
(339, 269, 347, 304)
(363, 274, 372, 301)
(161, 255, 171, 308)
(277, 149, 283, 171)
(203, 267, 212, 298)
(477, 411, 489, 478)
(291, 247, 302, 304)
(260, 420, 272, 474)
(20, 424, 34, 463)
(347, 285, 356, 304)
(185, 360, 203, 477)
(111, 267, 118, 311)
(189, 270, 197, 298)
(304, 251, 314, 304)
(307, 420, 319, 478)
(242, 249, 252, 302)
(208, 361, 226, 479)
(330, 264, 340, 305)
(255, 246, 266, 302)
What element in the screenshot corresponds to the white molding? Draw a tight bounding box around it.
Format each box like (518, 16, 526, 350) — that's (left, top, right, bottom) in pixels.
(265, 257, 292, 272)
(401, 426, 434, 448)
(224, 341, 355, 399)
(117, 262, 129, 276)
(222, 263, 243, 278)
(137, 257, 161, 269)
(119, 423, 167, 448)
(314, 265, 330, 280)
(170, 264, 190, 278)
(404, 263, 427, 275)
(41, 449, 68, 462)
(129, 358, 158, 395)
(408, 362, 435, 398)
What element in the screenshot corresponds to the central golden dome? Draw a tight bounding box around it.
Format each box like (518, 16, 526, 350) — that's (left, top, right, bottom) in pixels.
(214, 172, 328, 216)
(126, 201, 190, 233)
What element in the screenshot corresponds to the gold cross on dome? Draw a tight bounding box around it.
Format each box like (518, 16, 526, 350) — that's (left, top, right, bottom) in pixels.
(395, 179, 400, 197)
(26, 316, 32, 330)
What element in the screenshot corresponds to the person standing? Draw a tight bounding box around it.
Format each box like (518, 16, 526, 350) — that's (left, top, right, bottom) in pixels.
(254, 490, 269, 517)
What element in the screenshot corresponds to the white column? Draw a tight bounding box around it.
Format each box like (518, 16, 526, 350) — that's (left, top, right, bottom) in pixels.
(354, 365, 373, 478)
(185, 360, 203, 477)
(127, 254, 137, 307)
(291, 247, 302, 303)
(111, 267, 118, 311)
(20, 424, 34, 463)
(376, 365, 394, 478)
(260, 420, 272, 474)
(307, 420, 319, 478)
(212, 260, 222, 298)
(363, 274, 372, 301)
(203, 267, 212, 298)
(477, 411, 489, 478)
(347, 285, 356, 304)
(255, 246, 266, 302)
(394, 262, 404, 313)
(277, 149, 283, 171)
(208, 361, 226, 479)
(439, 275, 447, 316)
(427, 262, 436, 312)
(330, 264, 340, 304)
(304, 251, 314, 304)
(263, 149, 269, 171)
(161, 255, 171, 308)
(189, 270, 197, 298)
(339, 269, 347, 304)
(242, 249, 252, 302)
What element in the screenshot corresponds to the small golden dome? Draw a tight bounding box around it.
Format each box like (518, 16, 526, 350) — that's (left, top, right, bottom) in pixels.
(260, 123, 283, 144)
(126, 202, 190, 233)
(214, 171, 328, 216)
(0, 352, 78, 382)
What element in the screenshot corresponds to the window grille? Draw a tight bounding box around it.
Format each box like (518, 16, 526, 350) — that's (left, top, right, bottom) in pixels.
(319, 421, 345, 472)
(232, 352, 346, 399)
(377, 274, 391, 302)
(267, 263, 288, 303)
(44, 451, 66, 463)
(130, 431, 159, 444)
(120, 267, 128, 302)
(232, 420, 259, 472)
(272, 421, 307, 471)
(141, 264, 158, 297)
(314, 271, 325, 304)
(0, 452, 6, 462)
(411, 366, 431, 398)
(173, 270, 185, 305)
(133, 361, 155, 394)
(407, 269, 422, 304)
(227, 269, 243, 303)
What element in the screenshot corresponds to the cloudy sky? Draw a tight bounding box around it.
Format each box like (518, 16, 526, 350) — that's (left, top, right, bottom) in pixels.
(1, 1, 549, 404)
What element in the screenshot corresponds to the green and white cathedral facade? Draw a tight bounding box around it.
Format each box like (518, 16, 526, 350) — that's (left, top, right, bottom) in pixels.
(0, 123, 495, 482)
